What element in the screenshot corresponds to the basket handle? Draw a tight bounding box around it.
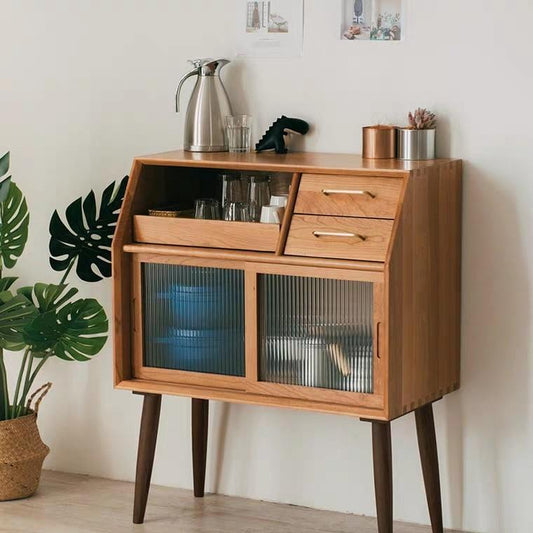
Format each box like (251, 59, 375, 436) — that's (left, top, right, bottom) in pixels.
(26, 382, 52, 416)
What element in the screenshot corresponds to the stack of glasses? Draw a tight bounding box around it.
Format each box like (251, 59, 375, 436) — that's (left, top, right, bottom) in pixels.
(194, 174, 288, 224)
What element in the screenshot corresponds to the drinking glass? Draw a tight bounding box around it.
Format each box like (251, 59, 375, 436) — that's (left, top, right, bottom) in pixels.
(195, 198, 221, 220)
(248, 175, 271, 222)
(226, 115, 253, 153)
(224, 202, 251, 222)
(222, 174, 246, 207)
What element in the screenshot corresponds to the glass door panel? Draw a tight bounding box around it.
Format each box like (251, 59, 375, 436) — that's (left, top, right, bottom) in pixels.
(259, 274, 373, 393)
(142, 263, 245, 376)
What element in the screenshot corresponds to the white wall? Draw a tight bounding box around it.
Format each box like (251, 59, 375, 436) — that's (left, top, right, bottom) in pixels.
(2, 1, 533, 531)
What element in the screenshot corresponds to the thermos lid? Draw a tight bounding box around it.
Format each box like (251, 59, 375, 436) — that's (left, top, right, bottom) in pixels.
(189, 58, 230, 76)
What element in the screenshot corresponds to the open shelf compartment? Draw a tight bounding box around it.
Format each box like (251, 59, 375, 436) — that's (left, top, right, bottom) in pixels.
(131, 164, 294, 253)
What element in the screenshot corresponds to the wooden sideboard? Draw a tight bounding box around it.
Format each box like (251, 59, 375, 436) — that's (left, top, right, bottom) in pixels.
(112, 150, 462, 532)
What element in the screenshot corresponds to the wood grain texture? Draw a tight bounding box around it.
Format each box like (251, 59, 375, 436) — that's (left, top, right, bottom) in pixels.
(415, 403, 444, 533)
(285, 215, 394, 262)
(245, 381, 383, 409)
(245, 261, 384, 283)
(123, 243, 386, 273)
(134, 215, 280, 252)
(295, 174, 402, 219)
(136, 150, 456, 177)
(276, 172, 301, 255)
(245, 270, 259, 382)
(114, 154, 462, 423)
(191, 399, 209, 498)
(386, 161, 462, 418)
(117, 378, 388, 419)
(372, 421, 393, 533)
(133, 393, 162, 524)
(112, 160, 142, 385)
(4, 471, 469, 533)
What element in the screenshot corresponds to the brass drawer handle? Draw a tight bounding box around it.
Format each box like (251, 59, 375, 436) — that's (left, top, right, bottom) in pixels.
(313, 231, 367, 241)
(321, 189, 376, 199)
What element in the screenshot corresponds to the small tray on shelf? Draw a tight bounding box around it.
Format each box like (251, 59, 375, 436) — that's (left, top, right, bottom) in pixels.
(133, 215, 280, 252)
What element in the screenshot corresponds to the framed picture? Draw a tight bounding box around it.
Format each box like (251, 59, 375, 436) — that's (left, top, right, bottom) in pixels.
(237, 0, 304, 57)
(341, 0, 404, 41)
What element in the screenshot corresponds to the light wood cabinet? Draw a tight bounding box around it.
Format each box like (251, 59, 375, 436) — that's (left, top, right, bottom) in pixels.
(112, 151, 462, 532)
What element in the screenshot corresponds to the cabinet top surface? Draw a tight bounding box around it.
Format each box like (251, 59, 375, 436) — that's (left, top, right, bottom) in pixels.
(135, 150, 459, 176)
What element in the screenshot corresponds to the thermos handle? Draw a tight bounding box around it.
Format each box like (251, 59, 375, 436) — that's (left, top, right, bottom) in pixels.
(175, 67, 199, 113)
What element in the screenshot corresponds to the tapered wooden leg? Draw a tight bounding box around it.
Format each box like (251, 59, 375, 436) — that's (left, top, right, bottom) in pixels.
(372, 421, 393, 533)
(415, 403, 444, 533)
(192, 398, 209, 497)
(133, 393, 162, 524)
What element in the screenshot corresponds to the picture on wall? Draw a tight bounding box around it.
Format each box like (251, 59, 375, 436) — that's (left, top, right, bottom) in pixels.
(342, 0, 403, 41)
(246, 1, 289, 33)
(238, 0, 304, 57)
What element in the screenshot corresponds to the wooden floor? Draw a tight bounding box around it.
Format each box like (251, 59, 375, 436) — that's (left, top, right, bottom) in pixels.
(0, 471, 464, 533)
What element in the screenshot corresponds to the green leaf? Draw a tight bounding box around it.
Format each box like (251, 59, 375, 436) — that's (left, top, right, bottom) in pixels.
(0, 177, 12, 203)
(23, 297, 108, 359)
(0, 291, 38, 351)
(49, 176, 128, 282)
(0, 152, 9, 179)
(0, 277, 18, 292)
(19, 282, 79, 313)
(0, 181, 29, 269)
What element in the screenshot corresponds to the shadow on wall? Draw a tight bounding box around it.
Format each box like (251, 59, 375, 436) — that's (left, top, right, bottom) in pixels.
(443, 160, 531, 530)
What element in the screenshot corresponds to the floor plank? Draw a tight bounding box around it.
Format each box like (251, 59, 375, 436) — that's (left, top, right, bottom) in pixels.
(0, 471, 466, 533)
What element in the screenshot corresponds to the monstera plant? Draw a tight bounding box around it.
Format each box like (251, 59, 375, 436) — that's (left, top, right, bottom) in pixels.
(0, 150, 128, 422)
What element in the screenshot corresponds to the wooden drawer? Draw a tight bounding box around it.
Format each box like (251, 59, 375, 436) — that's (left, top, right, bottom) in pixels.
(284, 215, 393, 262)
(295, 174, 403, 219)
(134, 215, 279, 252)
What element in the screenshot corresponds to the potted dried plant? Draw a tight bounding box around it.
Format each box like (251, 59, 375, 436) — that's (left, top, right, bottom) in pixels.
(397, 108, 437, 160)
(0, 150, 127, 501)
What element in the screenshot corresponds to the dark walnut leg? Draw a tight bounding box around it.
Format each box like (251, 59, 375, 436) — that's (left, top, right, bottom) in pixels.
(415, 403, 444, 533)
(192, 398, 209, 497)
(372, 421, 393, 533)
(133, 393, 162, 524)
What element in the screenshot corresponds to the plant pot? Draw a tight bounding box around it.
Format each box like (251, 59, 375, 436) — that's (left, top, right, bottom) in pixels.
(0, 384, 51, 501)
(362, 125, 396, 159)
(397, 128, 436, 160)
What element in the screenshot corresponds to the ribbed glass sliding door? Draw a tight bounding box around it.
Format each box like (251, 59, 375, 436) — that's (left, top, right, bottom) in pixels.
(142, 263, 245, 376)
(259, 274, 373, 393)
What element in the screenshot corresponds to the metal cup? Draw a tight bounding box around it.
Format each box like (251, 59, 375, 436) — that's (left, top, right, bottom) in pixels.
(397, 128, 436, 160)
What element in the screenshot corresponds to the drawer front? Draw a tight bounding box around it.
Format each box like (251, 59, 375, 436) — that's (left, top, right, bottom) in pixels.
(134, 215, 279, 252)
(295, 174, 403, 219)
(285, 215, 393, 262)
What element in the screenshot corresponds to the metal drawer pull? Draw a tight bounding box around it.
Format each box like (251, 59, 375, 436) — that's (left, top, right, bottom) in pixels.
(313, 231, 367, 241)
(321, 189, 375, 198)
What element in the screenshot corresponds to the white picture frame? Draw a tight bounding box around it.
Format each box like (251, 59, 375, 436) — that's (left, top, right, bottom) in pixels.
(341, 0, 404, 41)
(237, 0, 304, 58)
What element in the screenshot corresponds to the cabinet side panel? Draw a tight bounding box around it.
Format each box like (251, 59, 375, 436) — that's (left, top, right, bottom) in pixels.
(112, 160, 142, 385)
(387, 161, 462, 417)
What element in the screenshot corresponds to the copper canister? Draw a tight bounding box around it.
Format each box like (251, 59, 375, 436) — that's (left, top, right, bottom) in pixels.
(362, 125, 396, 159)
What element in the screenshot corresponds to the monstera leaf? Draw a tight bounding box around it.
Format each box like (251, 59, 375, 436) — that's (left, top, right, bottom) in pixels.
(21, 283, 108, 360)
(0, 152, 9, 180)
(0, 288, 38, 351)
(0, 152, 29, 270)
(49, 176, 128, 282)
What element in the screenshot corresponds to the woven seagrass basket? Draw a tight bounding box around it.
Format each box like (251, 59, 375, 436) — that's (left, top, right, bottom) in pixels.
(0, 383, 51, 501)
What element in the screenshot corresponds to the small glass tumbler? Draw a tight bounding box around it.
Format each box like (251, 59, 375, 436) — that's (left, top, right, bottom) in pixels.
(248, 175, 271, 222)
(222, 174, 246, 207)
(224, 201, 251, 222)
(226, 115, 253, 153)
(195, 198, 221, 220)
